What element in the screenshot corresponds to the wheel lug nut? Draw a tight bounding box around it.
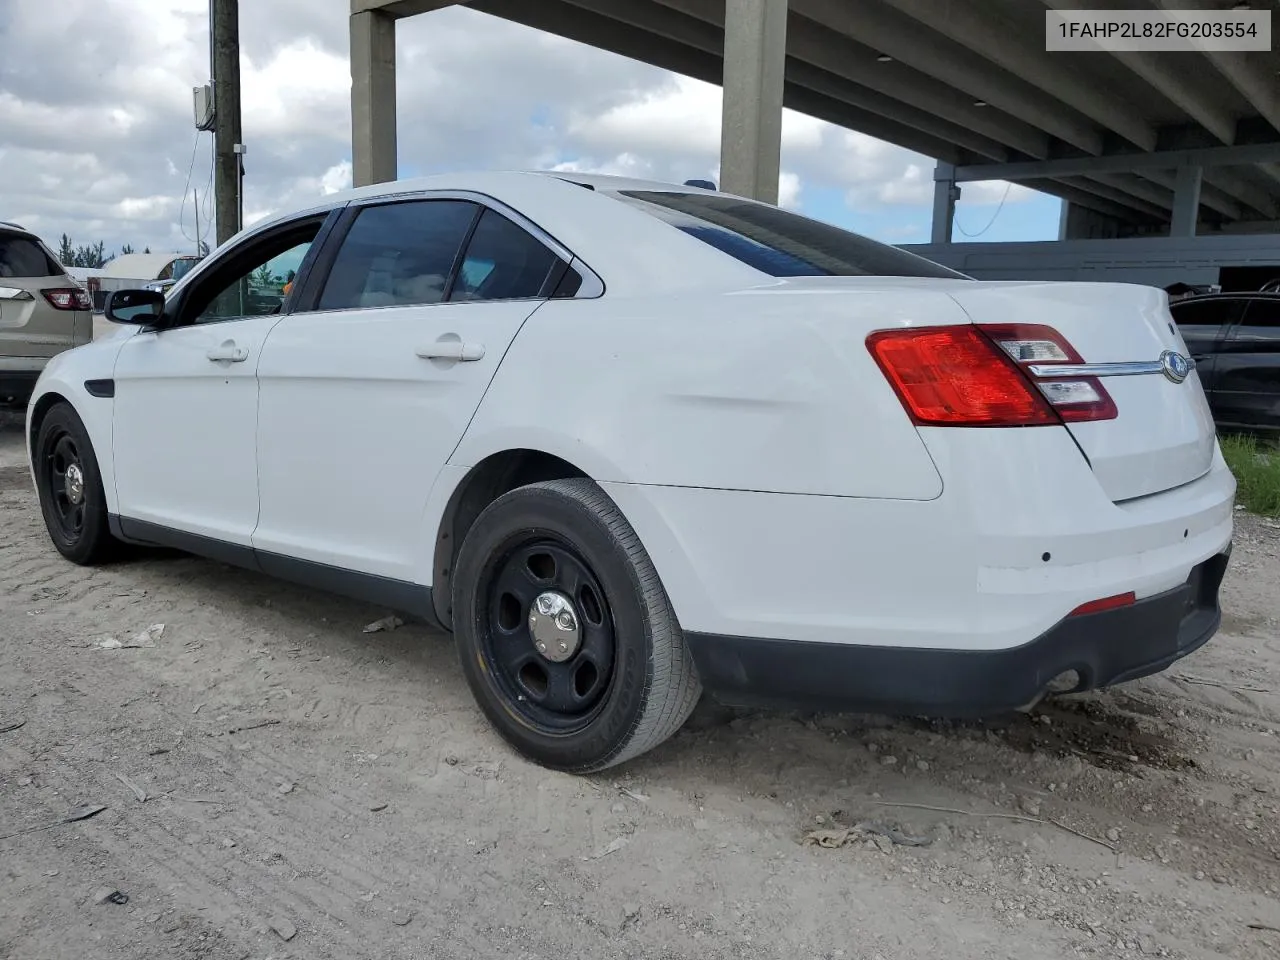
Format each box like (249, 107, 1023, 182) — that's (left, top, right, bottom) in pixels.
(558, 641, 568, 652)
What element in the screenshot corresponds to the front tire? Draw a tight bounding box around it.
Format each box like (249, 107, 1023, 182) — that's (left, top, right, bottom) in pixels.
(34, 402, 118, 565)
(452, 478, 701, 772)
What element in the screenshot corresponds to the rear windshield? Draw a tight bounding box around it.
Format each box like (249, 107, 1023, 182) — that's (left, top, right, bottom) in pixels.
(0, 231, 62, 278)
(614, 190, 968, 280)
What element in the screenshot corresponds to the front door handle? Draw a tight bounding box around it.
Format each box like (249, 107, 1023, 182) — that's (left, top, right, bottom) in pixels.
(416, 340, 485, 362)
(207, 341, 248, 363)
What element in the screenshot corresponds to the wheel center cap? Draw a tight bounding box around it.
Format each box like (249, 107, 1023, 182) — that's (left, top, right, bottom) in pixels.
(64, 463, 85, 505)
(529, 590, 581, 663)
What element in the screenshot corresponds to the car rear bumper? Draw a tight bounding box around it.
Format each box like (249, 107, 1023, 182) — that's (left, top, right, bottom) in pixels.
(602, 426, 1235, 650)
(0, 364, 42, 400)
(683, 549, 1228, 715)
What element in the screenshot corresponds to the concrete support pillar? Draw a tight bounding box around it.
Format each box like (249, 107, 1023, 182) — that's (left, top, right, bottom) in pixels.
(931, 162, 957, 244)
(720, 0, 788, 203)
(1169, 165, 1203, 238)
(351, 10, 397, 187)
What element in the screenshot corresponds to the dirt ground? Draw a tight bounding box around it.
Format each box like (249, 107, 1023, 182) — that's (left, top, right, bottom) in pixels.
(2, 407, 1279, 960)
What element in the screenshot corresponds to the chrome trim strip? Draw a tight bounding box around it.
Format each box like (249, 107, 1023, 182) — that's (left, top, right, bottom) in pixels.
(1026, 359, 1191, 378)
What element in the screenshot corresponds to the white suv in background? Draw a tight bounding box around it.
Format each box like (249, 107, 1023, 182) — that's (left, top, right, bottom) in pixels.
(0, 222, 92, 406)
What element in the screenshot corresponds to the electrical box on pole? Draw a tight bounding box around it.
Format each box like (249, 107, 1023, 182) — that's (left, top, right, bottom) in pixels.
(193, 85, 215, 131)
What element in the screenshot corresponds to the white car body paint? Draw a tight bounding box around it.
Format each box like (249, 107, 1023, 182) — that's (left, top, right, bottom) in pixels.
(26, 170, 1234, 676)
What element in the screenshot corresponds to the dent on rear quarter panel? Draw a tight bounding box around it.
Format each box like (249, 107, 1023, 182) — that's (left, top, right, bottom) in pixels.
(452, 293, 950, 500)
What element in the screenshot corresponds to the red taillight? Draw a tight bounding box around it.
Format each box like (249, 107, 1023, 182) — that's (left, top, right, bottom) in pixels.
(1068, 591, 1136, 617)
(867, 323, 1117, 426)
(867, 326, 1058, 426)
(980, 323, 1117, 423)
(41, 287, 91, 311)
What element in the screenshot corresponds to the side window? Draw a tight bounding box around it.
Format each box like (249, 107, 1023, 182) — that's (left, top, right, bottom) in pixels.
(1241, 298, 1280, 329)
(317, 200, 478, 311)
(187, 224, 321, 325)
(450, 209, 561, 302)
(1171, 298, 1241, 330)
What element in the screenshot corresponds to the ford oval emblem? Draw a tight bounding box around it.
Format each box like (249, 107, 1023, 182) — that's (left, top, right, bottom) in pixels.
(1160, 349, 1192, 384)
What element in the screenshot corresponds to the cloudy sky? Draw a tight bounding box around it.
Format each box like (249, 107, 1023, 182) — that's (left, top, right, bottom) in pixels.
(0, 0, 1062, 260)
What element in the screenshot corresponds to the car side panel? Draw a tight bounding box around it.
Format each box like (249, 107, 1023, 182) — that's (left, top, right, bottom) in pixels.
(1210, 301, 1280, 432)
(450, 290, 954, 499)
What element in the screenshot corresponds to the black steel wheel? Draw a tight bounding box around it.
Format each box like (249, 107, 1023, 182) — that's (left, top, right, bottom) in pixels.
(34, 402, 117, 565)
(44, 431, 86, 542)
(482, 536, 616, 732)
(453, 478, 701, 772)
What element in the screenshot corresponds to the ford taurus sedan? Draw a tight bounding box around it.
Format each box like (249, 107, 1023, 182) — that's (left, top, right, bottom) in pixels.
(25, 172, 1235, 772)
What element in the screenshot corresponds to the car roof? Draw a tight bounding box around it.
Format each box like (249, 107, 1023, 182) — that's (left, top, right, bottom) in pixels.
(317, 170, 717, 209)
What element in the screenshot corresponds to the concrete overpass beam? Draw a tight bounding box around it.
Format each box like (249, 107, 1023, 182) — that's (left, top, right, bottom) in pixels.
(351, 9, 398, 187)
(720, 0, 788, 202)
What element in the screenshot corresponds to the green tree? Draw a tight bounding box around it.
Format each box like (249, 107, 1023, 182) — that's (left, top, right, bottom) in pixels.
(251, 263, 275, 290)
(57, 233, 74, 266)
(71, 240, 107, 269)
(120, 243, 134, 256)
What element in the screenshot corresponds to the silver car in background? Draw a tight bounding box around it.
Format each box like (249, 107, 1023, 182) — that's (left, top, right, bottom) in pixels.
(0, 222, 92, 406)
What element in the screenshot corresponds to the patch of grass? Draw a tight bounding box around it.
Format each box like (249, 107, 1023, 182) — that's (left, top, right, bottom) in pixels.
(1220, 433, 1280, 517)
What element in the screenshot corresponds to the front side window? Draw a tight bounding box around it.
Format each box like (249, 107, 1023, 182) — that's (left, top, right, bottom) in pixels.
(451, 209, 560, 302)
(318, 200, 478, 311)
(613, 190, 968, 280)
(185, 224, 321, 325)
(1241, 298, 1280, 329)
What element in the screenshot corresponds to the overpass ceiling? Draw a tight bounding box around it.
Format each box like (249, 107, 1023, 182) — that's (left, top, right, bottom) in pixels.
(360, 0, 1280, 228)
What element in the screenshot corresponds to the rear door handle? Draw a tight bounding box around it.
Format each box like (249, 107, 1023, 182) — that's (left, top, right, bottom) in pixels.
(207, 341, 248, 363)
(416, 340, 485, 362)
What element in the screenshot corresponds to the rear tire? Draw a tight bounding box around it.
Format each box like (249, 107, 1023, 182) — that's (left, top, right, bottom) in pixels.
(34, 402, 118, 565)
(452, 478, 701, 772)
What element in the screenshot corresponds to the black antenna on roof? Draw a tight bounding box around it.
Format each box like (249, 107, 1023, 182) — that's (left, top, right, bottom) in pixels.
(683, 179, 717, 190)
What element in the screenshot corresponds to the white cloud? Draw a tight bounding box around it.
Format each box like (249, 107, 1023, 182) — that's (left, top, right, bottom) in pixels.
(778, 171, 802, 209)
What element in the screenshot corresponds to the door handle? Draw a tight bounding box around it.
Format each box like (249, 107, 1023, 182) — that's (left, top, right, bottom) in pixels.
(416, 340, 485, 362)
(207, 341, 248, 363)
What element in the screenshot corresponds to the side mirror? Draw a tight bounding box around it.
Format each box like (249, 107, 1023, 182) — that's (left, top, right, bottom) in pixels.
(105, 289, 166, 326)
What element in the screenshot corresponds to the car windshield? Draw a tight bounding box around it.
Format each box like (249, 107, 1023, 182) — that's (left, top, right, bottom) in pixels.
(171, 258, 200, 281)
(613, 190, 968, 280)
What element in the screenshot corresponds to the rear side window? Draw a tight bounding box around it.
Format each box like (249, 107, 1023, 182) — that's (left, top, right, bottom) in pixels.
(451, 209, 560, 302)
(0, 232, 62, 278)
(613, 191, 967, 279)
(318, 200, 478, 310)
(1170, 298, 1244, 328)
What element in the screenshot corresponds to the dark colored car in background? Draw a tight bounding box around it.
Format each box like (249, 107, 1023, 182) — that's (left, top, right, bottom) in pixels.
(1170, 292, 1280, 435)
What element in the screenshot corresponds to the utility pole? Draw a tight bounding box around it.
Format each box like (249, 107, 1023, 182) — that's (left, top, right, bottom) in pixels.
(192, 186, 201, 255)
(211, 0, 242, 246)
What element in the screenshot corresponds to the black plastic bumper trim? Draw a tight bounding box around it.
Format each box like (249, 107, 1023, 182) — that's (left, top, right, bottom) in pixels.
(684, 550, 1230, 717)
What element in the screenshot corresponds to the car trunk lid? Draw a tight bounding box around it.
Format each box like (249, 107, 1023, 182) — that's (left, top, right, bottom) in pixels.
(946, 281, 1216, 502)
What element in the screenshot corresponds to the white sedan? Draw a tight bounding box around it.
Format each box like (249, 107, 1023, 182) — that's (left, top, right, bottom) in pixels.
(26, 172, 1234, 771)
